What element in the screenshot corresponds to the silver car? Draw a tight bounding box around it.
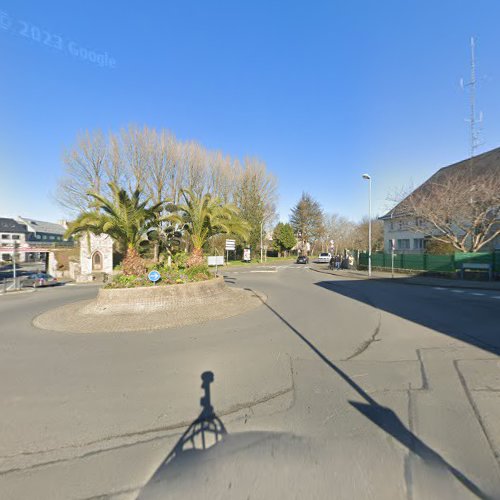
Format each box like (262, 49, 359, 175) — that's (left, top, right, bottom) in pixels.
(23, 273, 58, 288)
(316, 252, 332, 263)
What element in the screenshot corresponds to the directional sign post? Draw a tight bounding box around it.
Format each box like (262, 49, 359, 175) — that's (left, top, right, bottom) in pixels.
(148, 270, 161, 286)
(225, 239, 236, 264)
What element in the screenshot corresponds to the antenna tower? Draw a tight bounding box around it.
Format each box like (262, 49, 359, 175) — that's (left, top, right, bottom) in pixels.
(461, 37, 483, 158)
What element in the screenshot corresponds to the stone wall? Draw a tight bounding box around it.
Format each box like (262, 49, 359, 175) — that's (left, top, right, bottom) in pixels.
(85, 277, 226, 314)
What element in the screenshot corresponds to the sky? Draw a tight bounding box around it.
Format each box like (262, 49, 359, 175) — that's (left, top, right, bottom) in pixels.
(1, 0, 500, 224)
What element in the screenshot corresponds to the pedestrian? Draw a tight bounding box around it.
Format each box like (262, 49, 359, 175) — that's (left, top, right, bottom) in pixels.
(329, 255, 335, 270)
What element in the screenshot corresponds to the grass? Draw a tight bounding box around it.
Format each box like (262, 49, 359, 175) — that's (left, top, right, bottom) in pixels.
(224, 256, 295, 267)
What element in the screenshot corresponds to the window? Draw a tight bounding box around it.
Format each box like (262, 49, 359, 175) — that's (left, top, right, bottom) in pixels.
(413, 238, 425, 249)
(397, 239, 410, 250)
(42, 235, 47, 240)
(49, 235, 55, 240)
(1, 234, 8, 239)
(390, 222, 394, 230)
(36, 235, 41, 240)
(12, 235, 20, 240)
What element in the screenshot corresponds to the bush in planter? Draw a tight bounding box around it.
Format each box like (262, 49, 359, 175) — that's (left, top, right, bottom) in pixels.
(185, 264, 212, 281)
(172, 251, 189, 269)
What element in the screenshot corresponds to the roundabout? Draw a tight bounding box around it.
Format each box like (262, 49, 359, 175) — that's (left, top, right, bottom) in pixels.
(33, 277, 266, 333)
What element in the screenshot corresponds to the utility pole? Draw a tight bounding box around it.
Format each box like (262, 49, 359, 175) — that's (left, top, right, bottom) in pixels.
(12, 241, 19, 288)
(260, 220, 263, 263)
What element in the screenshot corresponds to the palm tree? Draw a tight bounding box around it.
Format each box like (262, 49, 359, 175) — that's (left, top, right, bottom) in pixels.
(168, 189, 249, 267)
(65, 183, 164, 275)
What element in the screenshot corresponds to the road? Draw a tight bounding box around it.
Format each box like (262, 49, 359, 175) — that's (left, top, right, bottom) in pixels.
(0, 265, 499, 499)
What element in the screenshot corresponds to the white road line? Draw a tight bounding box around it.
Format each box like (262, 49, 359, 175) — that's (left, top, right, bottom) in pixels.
(450, 289, 465, 293)
(471, 292, 485, 296)
(493, 296, 500, 300)
(433, 287, 446, 290)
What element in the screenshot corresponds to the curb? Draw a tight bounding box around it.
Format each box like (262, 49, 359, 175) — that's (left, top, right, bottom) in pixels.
(309, 266, 500, 292)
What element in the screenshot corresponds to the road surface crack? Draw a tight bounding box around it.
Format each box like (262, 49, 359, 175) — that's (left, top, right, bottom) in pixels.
(343, 317, 381, 361)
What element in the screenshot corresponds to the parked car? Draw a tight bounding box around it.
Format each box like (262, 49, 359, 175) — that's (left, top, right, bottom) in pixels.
(23, 273, 58, 288)
(296, 255, 309, 264)
(316, 252, 332, 263)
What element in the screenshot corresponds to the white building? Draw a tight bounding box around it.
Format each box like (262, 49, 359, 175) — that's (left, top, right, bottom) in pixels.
(380, 147, 500, 254)
(0, 217, 70, 263)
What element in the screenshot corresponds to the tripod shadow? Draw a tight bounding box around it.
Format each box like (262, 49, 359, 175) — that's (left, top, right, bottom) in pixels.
(164, 371, 227, 467)
(139, 371, 227, 498)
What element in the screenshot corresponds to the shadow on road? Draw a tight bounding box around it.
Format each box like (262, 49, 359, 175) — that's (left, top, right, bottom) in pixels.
(156, 371, 226, 469)
(138, 371, 227, 497)
(314, 279, 500, 355)
(245, 288, 491, 499)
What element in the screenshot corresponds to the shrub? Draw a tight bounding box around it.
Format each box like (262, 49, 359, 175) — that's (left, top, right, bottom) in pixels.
(185, 264, 211, 281)
(172, 251, 189, 269)
(105, 263, 213, 288)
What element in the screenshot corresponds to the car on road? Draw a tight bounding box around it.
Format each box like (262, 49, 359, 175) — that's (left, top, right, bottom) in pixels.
(22, 273, 58, 288)
(316, 252, 332, 263)
(296, 255, 309, 264)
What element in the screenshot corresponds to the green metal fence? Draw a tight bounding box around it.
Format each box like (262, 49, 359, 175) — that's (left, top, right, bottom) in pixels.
(358, 251, 499, 274)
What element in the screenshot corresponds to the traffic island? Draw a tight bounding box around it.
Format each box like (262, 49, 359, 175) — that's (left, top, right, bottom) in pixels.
(33, 277, 266, 333)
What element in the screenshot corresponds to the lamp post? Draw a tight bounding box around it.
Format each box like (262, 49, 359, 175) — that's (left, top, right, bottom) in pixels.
(362, 173, 372, 277)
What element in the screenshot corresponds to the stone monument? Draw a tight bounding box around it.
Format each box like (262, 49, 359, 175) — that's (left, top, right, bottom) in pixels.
(78, 234, 113, 281)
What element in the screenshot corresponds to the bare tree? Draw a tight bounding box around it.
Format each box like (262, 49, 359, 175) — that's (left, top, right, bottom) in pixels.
(351, 217, 384, 252)
(234, 157, 278, 249)
(207, 151, 237, 204)
(396, 167, 500, 252)
(57, 130, 108, 213)
(121, 125, 149, 192)
(322, 213, 357, 253)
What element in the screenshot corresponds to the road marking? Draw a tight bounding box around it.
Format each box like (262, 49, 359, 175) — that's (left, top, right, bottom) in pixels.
(450, 289, 465, 293)
(433, 287, 446, 290)
(493, 296, 500, 300)
(471, 292, 485, 296)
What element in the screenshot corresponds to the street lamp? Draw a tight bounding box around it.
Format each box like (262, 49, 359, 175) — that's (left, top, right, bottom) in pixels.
(362, 173, 372, 277)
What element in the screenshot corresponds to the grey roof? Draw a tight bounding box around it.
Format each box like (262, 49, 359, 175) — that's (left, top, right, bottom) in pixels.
(0, 217, 28, 233)
(381, 146, 500, 220)
(17, 217, 66, 236)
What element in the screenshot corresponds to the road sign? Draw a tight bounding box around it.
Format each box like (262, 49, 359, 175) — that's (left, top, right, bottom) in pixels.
(225, 239, 236, 250)
(243, 248, 251, 262)
(207, 256, 224, 266)
(148, 270, 161, 283)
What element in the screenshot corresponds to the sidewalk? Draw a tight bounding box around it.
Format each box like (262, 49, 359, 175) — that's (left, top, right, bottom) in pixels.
(311, 265, 500, 291)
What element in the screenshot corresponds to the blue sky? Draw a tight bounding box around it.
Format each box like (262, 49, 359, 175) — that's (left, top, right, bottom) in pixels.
(1, 0, 500, 223)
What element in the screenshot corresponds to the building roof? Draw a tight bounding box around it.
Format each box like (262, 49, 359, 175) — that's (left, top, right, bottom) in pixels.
(0, 217, 29, 233)
(17, 217, 67, 236)
(380, 146, 500, 220)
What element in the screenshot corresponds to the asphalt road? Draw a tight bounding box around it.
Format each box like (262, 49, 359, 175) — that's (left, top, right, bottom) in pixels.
(1, 265, 500, 499)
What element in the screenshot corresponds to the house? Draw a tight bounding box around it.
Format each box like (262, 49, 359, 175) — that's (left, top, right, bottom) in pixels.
(0, 218, 30, 263)
(380, 147, 500, 254)
(0, 217, 70, 263)
(17, 217, 67, 243)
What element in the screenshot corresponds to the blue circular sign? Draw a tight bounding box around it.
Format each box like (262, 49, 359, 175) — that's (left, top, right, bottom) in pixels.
(148, 270, 161, 282)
